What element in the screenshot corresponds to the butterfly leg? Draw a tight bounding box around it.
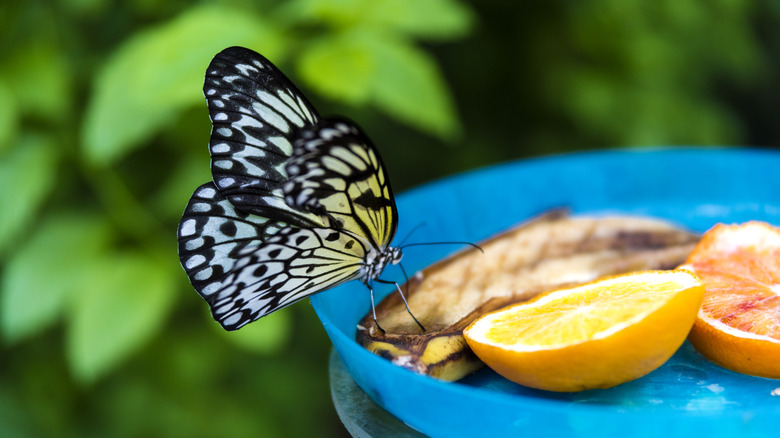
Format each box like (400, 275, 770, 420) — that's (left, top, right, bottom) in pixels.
(367, 285, 386, 334)
(376, 279, 426, 333)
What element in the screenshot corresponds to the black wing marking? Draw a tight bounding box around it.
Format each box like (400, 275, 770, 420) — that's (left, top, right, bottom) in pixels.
(209, 226, 371, 330)
(204, 46, 320, 226)
(178, 183, 375, 331)
(284, 118, 398, 250)
(178, 182, 275, 298)
(180, 47, 402, 331)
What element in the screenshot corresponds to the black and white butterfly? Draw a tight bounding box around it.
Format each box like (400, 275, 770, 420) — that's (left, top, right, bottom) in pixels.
(177, 46, 422, 331)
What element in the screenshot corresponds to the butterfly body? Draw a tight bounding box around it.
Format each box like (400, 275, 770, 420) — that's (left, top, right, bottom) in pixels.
(178, 47, 407, 330)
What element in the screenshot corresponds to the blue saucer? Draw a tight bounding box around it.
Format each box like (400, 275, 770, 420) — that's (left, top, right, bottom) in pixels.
(311, 148, 780, 438)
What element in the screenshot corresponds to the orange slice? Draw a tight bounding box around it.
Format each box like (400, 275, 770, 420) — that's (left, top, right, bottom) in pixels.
(463, 270, 704, 392)
(681, 221, 780, 378)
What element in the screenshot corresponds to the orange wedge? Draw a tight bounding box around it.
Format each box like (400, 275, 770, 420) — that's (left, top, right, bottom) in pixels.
(681, 221, 780, 378)
(463, 270, 704, 392)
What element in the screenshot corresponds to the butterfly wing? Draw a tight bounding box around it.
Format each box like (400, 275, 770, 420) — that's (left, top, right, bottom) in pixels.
(204, 46, 321, 227)
(284, 118, 399, 251)
(179, 48, 400, 330)
(178, 183, 372, 330)
(178, 183, 275, 299)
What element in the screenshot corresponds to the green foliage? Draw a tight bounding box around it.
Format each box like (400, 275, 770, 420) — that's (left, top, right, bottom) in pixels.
(1, 213, 112, 343)
(66, 251, 178, 384)
(1, 0, 778, 436)
(298, 30, 460, 138)
(501, 0, 766, 151)
(0, 38, 72, 123)
(0, 134, 57, 255)
(0, 0, 474, 435)
(82, 4, 287, 166)
(0, 80, 18, 152)
(288, 0, 472, 139)
(215, 310, 292, 354)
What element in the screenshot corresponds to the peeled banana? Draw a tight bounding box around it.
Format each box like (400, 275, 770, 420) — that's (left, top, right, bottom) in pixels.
(356, 211, 699, 381)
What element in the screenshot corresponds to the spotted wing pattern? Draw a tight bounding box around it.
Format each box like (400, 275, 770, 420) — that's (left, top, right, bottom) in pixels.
(178, 47, 400, 330)
(178, 183, 275, 298)
(284, 119, 398, 249)
(206, 226, 372, 330)
(204, 46, 321, 226)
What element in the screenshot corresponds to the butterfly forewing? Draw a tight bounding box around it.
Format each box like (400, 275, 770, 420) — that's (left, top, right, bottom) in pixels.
(284, 119, 398, 250)
(205, 46, 320, 225)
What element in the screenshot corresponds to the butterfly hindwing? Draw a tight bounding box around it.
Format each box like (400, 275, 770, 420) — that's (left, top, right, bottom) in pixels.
(284, 118, 398, 250)
(209, 227, 371, 330)
(179, 183, 375, 330)
(177, 182, 275, 299)
(204, 46, 320, 224)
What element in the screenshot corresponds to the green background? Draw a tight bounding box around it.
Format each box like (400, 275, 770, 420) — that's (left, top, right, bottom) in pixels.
(1, 0, 778, 436)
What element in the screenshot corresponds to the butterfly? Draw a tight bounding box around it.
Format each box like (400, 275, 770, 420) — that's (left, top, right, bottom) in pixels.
(177, 46, 423, 331)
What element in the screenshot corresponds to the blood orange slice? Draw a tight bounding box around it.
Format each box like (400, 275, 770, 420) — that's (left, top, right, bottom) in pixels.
(682, 221, 780, 378)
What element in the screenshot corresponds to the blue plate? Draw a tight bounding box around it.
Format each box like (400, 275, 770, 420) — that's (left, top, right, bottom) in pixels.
(311, 148, 780, 438)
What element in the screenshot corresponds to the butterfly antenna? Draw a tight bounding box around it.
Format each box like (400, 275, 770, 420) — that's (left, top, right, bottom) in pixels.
(397, 222, 427, 247)
(401, 241, 484, 253)
(376, 279, 426, 332)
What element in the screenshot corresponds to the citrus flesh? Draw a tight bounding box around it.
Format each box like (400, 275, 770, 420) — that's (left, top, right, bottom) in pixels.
(681, 221, 780, 378)
(463, 270, 704, 392)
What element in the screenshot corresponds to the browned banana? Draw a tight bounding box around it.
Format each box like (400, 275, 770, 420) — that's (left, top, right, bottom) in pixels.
(356, 210, 699, 381)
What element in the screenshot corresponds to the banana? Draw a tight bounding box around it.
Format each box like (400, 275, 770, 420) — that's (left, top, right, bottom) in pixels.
(356, 211, 699, 381)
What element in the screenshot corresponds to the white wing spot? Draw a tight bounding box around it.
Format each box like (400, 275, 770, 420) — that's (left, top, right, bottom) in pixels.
(185, 237, 205, 250)
(214, 160, 233, 169)
(212, 143, 231, 154)
(194, 267, 213, 281)
(223, 313, 242, 326)
(191, 202, 211, 213)
(201, 282, 221, 296)
(186, 254, 206, 269)
(199, 186, 217, 198)
(180, 219, 196, 236)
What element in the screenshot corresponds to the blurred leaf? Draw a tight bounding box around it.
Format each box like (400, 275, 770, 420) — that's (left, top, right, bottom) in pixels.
(0, 80, 18, 152)
(283, 0, 474, 40)
(214, 310, 292, 354)
(0, 134, 57, 255)
(152, 153, 210, 220)
(1, 212, 112, 344)
(298, 31, 459, 139)
(66, 252, 177, 384)
(298, 34, 376, 105)
(0, 39, 71, 122)
(367, 34, 460, 140)
(60, 0, 109, 16)
(362, 0, 474, 40)
(0, 386, 31, 438)
(82, 4, 286, 166)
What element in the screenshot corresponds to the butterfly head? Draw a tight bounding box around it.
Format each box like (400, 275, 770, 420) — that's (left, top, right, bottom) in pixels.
(389, 247, 403, 265)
